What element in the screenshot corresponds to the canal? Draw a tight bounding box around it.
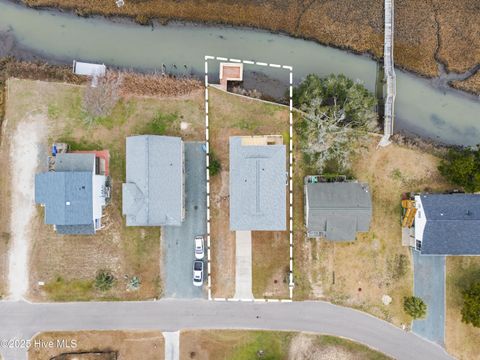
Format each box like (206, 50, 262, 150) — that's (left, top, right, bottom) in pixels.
(0, 0, 479, 145)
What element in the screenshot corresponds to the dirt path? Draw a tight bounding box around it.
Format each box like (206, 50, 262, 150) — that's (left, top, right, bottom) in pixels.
(7, 115, 47, 300)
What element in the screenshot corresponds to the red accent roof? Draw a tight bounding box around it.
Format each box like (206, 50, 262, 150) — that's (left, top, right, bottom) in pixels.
(73, 150, 110, 176)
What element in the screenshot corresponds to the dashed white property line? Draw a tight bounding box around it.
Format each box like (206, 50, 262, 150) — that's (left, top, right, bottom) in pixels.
(288, 68, 294, 299)
(204, 62, 212, 301)
(204, 55, 294, 301)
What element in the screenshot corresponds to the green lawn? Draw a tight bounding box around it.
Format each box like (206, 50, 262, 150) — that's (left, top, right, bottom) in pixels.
(445, 257, 480, 360)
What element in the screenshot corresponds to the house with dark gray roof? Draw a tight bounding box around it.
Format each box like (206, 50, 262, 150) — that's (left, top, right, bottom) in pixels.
(122, 135, 185, 226)
(35, 152, 110, 235)
(304, 179, 372, 241)
(229, 136, 286, 231)
(413, 193, 480, 255)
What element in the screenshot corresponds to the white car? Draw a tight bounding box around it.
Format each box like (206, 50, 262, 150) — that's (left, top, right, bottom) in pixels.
(193, 260, 204, 287)
(194, 235, 205, 260)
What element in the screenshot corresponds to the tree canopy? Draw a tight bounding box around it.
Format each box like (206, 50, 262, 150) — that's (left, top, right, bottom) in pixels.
(403, 296, 427, 319)
(461, 282, 480, 327)
(438, 147, 480, 192)
(293, 74, 378, 172)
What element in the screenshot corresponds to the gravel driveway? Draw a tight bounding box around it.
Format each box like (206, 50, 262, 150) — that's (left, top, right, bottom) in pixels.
(162, 142, 207, 299)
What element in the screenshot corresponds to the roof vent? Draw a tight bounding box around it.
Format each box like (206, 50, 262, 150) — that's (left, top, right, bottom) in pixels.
(66, 201, 71, 206)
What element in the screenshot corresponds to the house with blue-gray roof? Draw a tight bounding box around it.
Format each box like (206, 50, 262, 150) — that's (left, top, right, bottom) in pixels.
(229, 135, 286, 231)
(413, 193, 480, 255)
(35, 151, 110, 235)
(122, 135, 185, 227)
(304, 177, 372, 241)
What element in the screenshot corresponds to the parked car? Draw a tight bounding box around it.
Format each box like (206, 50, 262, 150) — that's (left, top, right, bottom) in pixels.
(194, 235, 205, 260)
(193, 260, 204, 287)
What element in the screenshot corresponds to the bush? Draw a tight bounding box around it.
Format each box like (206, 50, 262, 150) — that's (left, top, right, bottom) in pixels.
(209, 152, 221, 176)
(403, 296, 427, 319)
(438, 147, 480, 192)
(95, 270, 115, 291)
(461, 282, 480, 327)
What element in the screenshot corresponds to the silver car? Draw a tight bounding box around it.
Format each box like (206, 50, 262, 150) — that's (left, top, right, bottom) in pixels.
(192, 260, 204, 287)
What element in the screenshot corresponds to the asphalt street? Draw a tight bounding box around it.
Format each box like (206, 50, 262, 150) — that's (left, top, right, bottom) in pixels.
(0, 299, 453, 360)
(162, 142, 207, 299)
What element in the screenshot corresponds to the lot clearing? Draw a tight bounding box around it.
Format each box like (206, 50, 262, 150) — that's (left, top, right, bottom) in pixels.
(29, 330, 164, 360)
(445, 256, 480, 360)
(207, 88, 290, 299)
(293, 137, 453, 326)
(180, 330, 391, 360)
(2, 78, 204, 301)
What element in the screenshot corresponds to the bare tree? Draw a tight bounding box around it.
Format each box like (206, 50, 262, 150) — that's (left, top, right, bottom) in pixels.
(82, 72, 123, 124)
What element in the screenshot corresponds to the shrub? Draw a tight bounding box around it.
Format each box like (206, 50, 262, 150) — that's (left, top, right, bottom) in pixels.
(209, 152, 221, 176)
(438, 147, 480, 192)
(461, 282, 480, 327)
(403, 296, 427, 319)
(95, 270, 115, 291)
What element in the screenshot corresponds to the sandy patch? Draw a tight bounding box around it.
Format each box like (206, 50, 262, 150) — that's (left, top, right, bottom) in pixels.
(7, 114, 47, 300)
(289, 334, 354, 360)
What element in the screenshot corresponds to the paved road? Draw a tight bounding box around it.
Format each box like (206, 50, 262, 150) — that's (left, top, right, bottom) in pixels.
(0, 300, 453, 360)
(412, 251, 446, 345)
(163, 143, 207, 299)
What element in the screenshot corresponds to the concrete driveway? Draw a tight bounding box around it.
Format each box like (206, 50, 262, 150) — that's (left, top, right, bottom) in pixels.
(412, 250, 446, 345)
(234, 231, 253, 300)
(162, 142, 207, 299)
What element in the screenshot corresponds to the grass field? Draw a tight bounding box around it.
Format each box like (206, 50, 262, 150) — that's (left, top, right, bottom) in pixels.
(23, 0, 480, 93)
(3, 78, 204, 301)
(445, 257, 480, 360)
(293, 138, 453, 327)
(180, 330, 391, 360)
(29, 331, 164, 360)
(207, 88, 290, 299)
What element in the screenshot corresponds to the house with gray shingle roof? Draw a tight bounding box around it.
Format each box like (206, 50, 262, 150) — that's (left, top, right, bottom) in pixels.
(413, 193, 480, 255)
(122, 135, 185, 226)
(35, 152, 110, 235)
(304, 179, 372, 241)
(229, 136, 286, 231)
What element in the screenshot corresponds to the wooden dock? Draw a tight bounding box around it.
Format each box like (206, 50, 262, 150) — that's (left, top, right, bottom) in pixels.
(379, 0, 396, 147)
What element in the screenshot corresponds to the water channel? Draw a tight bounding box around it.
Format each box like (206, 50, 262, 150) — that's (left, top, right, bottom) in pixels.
(0, 0, 479, 145)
